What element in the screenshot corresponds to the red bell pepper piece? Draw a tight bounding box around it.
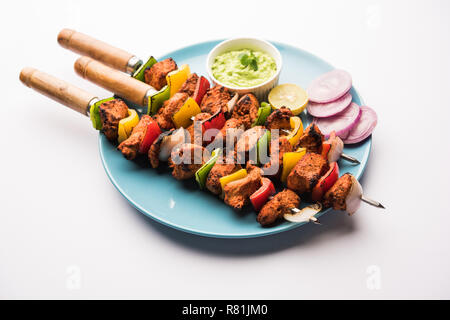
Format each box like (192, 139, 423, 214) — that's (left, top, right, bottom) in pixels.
(201, 110, 226, 144)
(311, 162, 339, 201)
(138, 120, 162, 154)
(321, 131, 336, 160)
(250, 178, 276, 212)
(193, 76, 210, 105)
(321, 141, 331, 160)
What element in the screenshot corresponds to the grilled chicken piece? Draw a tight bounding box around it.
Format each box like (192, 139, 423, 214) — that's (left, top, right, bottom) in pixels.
(236, 126, 267, 164)
(98, 99, 129, 142)
(153, 92, 188, 130)
(208, 118, 245, 151)
(295, 123, 324, 154)
(223, 165, 262, 210)
(323, 173, 353, 211)
(257, 189, 301, 226)
(200, 85, 231, 115)
(262, 137, 293, 177)
(144, 58, 177, 90)
(287, 153, 329, 194)
(178, 73, 199, 97)
(117, 115, 152, 160)
(231, 94, 259, 129)
(170, 143, 210, 180)
(265, 107, 293, 131)
(206, 151, 242, 195)
(186, 113, 211, 145)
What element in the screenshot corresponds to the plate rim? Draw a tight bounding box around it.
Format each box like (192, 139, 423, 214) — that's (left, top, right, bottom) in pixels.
(98, 39, 372, 239)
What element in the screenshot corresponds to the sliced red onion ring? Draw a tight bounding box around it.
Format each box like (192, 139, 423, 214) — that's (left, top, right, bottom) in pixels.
(307, 70, 352, 103)
(313, 103, 361, 139)
(344, 106, 378, 144)
(307, 92, 352, 118)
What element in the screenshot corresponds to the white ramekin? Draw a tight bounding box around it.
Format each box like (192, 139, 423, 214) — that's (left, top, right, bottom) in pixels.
(206, 38, 282, 101)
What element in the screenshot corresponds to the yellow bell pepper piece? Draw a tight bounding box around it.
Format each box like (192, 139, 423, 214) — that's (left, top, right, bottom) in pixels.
(167, 64, 190, 97)
(281, 147, 307, 183)
(172, 97, 201, 128)
(285, 116, 304, 147)
(117, 109, 139, 143)
(220, 169, 248, 191)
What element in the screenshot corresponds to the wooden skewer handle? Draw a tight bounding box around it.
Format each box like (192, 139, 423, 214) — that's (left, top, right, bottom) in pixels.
(58, 29, 138, 73)
(74, 56, 151, 106)
(19, 67, 97, 116)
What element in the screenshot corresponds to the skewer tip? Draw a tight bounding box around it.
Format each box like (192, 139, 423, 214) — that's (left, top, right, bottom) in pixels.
(341, 153, 361, 164)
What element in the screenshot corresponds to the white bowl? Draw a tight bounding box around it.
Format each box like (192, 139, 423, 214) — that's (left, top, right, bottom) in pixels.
(206, 38, 282, 101)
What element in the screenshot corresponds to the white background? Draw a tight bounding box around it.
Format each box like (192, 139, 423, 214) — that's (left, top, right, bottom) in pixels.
(1, 0, 449, 299)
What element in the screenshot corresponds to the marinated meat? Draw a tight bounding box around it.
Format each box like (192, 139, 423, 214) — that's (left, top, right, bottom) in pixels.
(178, 73, 199, 97)
(295, 123, 324, 154)
(148, 130, 173, 168)
(186, 112, 211, 145)
(98, 99, 129, 142)
(117, 115, 152, 160)
(206, 151, 242, 195)
(144, 58, 177, 90)
(223, 166, 262, 210)
(262, 137, 293, 177)
(231, 94, 259, 129)
(323, 173, 353, 211)
(200, 85, 231, 115)
(257, 189, 301, 226)
(153, 92, 188, 130)
(287, 153, 329, 194)
(170, 143, 210, 180)
(265, 107, 293, 131)
(235, 126, 266, 164)
(208, 118, 245, 150)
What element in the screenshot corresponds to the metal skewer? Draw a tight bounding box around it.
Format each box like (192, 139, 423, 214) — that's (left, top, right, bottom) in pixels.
(339, 153, 360, 164)
(361, 195, 385, 209)
(290, 207, 322, 225)
(281, 129, 360, 165)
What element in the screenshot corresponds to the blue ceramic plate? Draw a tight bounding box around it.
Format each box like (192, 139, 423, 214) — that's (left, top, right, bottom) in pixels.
(99, 40, 371, 238)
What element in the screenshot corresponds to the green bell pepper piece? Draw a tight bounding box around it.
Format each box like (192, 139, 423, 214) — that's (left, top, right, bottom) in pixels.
(257, 130, 271, 165)
(132, 56, 157, 82)
(89, 97, 115, 130)
(195, 149, 221, 189)
(252, 102, 272, 127)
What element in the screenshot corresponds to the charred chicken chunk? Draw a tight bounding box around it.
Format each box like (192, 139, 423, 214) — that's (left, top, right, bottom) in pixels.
(236, 126, 267, 164)
(323, 173, 353, 211)
(186, 113, 212, 145)
(257, 189, 301, 226)
(144, 58, 177, 90)
(223, 166, 262, 210)
(200, 85, 231, 115)
(98, 99, 129, 142)
(117, 115, 152, 160)
(170, 143, 210, 180)
(295, 123, 324, 154)
(231, 94, 259, 129)
(153, 92, 188, 130)
(287, 153, 329, 194)
(178, 73, 199, 97)
(264, 107, 293, 131)
(262, 137, 293, 177)
(208, 118, 245, 150)
(206, 151, 242, 195)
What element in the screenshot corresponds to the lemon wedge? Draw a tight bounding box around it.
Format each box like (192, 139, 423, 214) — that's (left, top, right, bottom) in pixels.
(268, 84, 309, 115)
